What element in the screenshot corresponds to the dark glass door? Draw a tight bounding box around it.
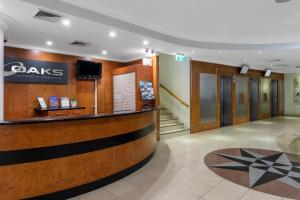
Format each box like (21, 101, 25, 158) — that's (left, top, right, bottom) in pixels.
(271, 80, 278, 117)
(220, 76, 233, 127)
(250, 78, 259, 121)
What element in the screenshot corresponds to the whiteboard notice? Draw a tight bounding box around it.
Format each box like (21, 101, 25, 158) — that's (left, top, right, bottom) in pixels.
(113, 72, 136, 112)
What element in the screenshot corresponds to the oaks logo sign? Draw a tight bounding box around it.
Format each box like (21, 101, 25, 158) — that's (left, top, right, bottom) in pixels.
(4, 57, 68, 84)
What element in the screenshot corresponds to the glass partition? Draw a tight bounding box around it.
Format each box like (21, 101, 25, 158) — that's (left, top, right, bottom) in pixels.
(200, 73, 217, 124)
(235, 76, 249, 118)
(278, 80, 284, 114)
(261, 78, 271, 114)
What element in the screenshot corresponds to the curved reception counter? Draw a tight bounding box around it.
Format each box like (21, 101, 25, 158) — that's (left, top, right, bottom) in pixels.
(0, 108, 157, 200)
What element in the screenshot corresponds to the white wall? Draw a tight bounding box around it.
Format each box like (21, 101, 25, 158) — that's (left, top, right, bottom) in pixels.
(159, 53, 190, 128)
(284, 73, 300, 116)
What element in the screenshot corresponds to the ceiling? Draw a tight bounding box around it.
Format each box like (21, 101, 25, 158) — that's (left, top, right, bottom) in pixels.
(1, 0, 300, 73)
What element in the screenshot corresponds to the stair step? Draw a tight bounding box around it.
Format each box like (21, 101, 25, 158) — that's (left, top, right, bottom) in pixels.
(160, 109, 171, 115)
(160, 123, 184, 133)
(160, 118, 178, 126)
(160, 129, 190, 139)
(160, 117, 177, 121)
(160, 114, 173, 120)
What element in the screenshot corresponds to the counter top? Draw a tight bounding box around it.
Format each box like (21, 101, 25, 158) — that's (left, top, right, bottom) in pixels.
(0, 107, 157, 125)
(35, 107, 86, 111)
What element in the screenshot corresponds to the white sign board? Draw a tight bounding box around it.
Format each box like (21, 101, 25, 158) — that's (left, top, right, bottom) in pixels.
(113, 72, 136, 112)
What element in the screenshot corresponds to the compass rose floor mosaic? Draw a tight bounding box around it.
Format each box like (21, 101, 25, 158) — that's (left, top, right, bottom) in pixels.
(205, 148, 300, 199)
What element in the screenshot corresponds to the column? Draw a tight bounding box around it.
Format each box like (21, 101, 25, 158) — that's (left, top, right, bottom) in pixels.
(0, 28, 3, 121)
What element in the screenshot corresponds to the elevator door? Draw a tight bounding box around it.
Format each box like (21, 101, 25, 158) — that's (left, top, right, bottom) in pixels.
(271, 80, 278, 117)
(220, 76, 233, 127)
(250, 79, 259, 121)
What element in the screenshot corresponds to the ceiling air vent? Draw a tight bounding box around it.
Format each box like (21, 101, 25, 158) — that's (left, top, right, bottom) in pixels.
(34, 9, 62, 23)
(274, 64, 290, 67)
(267, 59, 282, 62)
(70, 41, 89, 47)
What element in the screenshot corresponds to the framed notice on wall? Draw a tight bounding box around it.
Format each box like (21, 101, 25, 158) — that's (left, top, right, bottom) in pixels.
(294, 77, 300, 104)
(113, 72, 136, 112)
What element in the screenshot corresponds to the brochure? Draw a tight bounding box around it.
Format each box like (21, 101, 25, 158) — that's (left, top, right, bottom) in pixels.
(49, 96, 59, 108)
(61, 97, 70, 108)
(37, 97, 47, 109)
(140, 81, 155, 100)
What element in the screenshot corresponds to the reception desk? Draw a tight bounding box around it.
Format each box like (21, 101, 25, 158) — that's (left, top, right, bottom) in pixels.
(0, 108, 157, 200)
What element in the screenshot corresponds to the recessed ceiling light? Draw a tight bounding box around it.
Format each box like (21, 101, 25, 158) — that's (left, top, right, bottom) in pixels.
(143, 40, 149, 46)
(102, 50, 107, 55)
(192, 50, 195, 53)
(62, 19, 71, 26)
(270, 64, 273, 67)
(46, 41, 53, 46)
(109, 31, 117, 38)
(258, 51, 262, 54)
(218, 51, 222, 55)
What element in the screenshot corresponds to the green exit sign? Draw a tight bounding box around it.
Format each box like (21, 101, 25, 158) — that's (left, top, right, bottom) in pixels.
(175, 54, 186, 62)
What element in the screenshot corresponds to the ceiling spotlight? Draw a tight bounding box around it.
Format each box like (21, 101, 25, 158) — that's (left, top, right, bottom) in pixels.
(218, 51, 222, 55)
(145, 48, 155, 55)
(109, 31, 117, 38)
(46, 41, 53, 46)
(102, 50, 107, 55)
(62, 19, 71, 26)
(258, 51, 262, 54)
(270, 64, 273, 67)
(192, 50, 195, 53)
(143, 40, 149, 46)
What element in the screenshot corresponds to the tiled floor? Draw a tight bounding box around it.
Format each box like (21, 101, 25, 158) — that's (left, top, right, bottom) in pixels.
(71, 116, 300, 200)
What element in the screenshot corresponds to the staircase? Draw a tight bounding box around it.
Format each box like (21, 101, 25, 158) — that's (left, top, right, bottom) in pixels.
(160, 106, 190, 138)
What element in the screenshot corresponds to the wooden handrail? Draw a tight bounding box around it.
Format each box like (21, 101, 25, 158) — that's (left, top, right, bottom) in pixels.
(160, 84, 189, 108)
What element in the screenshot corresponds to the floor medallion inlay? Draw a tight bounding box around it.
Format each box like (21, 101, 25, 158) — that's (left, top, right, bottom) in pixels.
(205, 148, 300, 199)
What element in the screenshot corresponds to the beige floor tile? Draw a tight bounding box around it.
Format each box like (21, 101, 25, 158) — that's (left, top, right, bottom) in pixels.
(176, 179, 213, 197)
(119, 179, 177, 200)
(240, 190, 282, 200)
(159, 188, 199, 200)
(77, 188, 118, 200)
(104, 180, 138, 197)
(191, 169, 224, 187)
(125, 172, 156, 187)
(202, 180, 248, 200)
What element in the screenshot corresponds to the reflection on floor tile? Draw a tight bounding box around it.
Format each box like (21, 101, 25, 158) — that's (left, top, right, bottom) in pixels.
(70, 117, 300, 200)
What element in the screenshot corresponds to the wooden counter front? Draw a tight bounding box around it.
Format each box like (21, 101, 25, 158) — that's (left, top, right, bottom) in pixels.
(0, 109, 157, 200)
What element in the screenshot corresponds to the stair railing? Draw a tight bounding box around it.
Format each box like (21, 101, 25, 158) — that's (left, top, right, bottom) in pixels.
(160, 84, 189, 108)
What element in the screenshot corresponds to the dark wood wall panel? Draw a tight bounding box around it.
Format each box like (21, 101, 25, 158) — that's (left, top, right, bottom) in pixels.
(191, 60, 284, 133)
(4, 47, 124, 120)
(112, 64, 153, 111)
